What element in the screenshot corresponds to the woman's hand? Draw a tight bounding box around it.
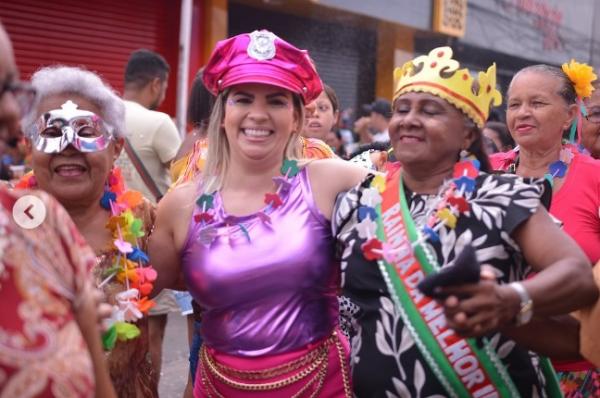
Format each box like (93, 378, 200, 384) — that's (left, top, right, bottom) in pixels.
(92, 289, 112, 332)
(439, 266, 521, 337)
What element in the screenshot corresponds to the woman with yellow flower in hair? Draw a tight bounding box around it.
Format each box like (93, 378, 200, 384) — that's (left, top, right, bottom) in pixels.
(491, 61, 600, 396)
(335, 47, 597, 398)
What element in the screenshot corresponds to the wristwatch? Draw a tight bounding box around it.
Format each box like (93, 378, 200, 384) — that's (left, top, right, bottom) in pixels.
(508, 282, 533, 326)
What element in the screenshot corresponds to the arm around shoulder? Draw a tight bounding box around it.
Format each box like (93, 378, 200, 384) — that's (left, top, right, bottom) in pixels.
(306, 158, 371, 220)
(307, 158, 371, 196)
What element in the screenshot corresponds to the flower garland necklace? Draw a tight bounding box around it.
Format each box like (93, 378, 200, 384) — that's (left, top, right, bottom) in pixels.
(506, 144, 574, 188)
(194, 159, 300, 246)
(358, 157, 479, 261)
(17, 168, 157, 350)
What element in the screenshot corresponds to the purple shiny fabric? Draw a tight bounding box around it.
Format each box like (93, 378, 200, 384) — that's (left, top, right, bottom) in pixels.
(181, 168, 339, 357)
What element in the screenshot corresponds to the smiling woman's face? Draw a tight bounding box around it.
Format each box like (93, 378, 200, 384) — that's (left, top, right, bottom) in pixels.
(389, 91, 472, 171)
(223, 83, 300, 164)
(506, 71, 575, 151)
(31, 93, 121, 209)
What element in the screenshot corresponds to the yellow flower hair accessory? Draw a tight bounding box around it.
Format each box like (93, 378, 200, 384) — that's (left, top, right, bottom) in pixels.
(562, 59, 597, 99)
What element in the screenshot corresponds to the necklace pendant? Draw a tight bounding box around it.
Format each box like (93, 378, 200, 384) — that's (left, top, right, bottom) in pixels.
(127, 247, 149, 264)
(548, 159, 568, 178)
(454, 176, 476, 193)
(196, 194, 214, 210)
(100, 190, 117, 210)
(436, 208, 457, 228)
(257, 211, 272, 225)
(360, 187, 383, 207)
(422, 226, 440, 242)
(559, 148, 574, 163)
(453, 160, 479, 179)
(447, 195, 469, 213)
(272, 176, 292, 195)
(264, 192, 283, 209)
(358, 206, 377, 222)
(361, 238, 382, 261)
(194, 211, 214, 225)
(381, 242, 409, 264)
(198, 226, 218, 246)
(280, 159, 300, 177)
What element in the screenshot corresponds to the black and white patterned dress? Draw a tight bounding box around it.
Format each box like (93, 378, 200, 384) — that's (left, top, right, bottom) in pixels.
(334, 172, 552, 398)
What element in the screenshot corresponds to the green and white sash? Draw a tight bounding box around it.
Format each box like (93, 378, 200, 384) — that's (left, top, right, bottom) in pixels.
(372, 171, 562, 398)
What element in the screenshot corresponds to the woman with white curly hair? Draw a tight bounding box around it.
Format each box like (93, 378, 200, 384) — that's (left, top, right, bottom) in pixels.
(18, 65, 159, 397)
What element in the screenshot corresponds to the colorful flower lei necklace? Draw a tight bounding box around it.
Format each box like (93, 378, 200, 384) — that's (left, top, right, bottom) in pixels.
(357, 157, 479, 261)
(194, 159, 300, 246)
(16, 167, 157, 350)
(506, 144, 574, 188)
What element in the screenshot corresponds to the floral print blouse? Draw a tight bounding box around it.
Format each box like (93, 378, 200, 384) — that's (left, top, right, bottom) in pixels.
(334, 172, 555, 398)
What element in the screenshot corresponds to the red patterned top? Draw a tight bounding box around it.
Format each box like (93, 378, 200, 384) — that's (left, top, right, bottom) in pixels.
(0, 187, 95, 397)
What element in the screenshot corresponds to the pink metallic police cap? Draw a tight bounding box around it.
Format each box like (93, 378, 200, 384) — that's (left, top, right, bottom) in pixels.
(202, 30, 323, 104)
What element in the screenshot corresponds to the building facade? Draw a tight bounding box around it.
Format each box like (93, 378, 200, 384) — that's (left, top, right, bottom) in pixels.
(3, 0, 599, 120)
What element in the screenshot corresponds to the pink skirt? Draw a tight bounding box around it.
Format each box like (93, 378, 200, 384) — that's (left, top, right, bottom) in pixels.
(194, 330, 352, 397)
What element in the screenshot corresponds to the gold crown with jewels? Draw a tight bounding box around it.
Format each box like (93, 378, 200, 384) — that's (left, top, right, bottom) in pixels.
(393, 47, 502, 127)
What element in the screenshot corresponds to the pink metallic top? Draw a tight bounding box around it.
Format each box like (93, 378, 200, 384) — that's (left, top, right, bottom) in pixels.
(181, 168, 339, 356)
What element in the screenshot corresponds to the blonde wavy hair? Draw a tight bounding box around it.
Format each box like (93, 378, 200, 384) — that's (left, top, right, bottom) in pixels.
(202, 89, 305, 194)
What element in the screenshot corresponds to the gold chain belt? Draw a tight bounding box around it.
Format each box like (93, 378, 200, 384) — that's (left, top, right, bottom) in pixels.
(209, 337, 328, 380)
(199, 330, 352, 397)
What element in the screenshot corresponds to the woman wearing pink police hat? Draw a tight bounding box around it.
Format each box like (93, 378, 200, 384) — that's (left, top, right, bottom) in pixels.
(149, 30, 368, 397)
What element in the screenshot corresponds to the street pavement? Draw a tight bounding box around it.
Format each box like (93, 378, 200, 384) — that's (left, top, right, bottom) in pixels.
(159, 313, 191, 397)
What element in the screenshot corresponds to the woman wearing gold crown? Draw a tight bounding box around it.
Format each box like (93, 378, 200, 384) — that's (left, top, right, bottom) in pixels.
(334, 47, 598, 397)
(490, 61, 600, 397)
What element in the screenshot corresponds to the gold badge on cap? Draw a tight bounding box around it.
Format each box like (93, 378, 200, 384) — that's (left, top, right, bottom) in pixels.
(247, 30, 277, 61)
